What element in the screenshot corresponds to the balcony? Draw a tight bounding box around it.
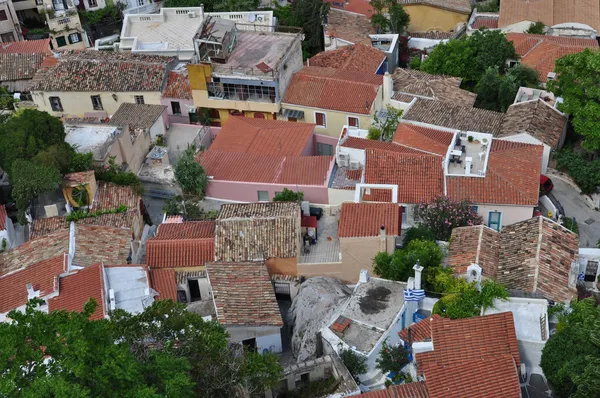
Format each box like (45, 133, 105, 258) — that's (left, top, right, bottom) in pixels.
(207, 82, 276, 104)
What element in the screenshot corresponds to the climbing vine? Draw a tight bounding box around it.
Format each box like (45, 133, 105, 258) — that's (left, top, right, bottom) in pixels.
(66, 204, 128, 223)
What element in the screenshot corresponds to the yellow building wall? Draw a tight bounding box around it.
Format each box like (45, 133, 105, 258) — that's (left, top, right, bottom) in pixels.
(31, 91, 163, 117)
(191, 88, 280, 116)
(280, 105, 373, 138)
(404, 4, 469, 32)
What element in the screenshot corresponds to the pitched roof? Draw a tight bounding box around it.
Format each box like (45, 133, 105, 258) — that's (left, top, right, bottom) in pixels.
(0, 255, 66, 314)
(146, 221, 215, 269)
(341, 135, 425, 155)
(108, 103, 166, 130)
(148, 268, 178, 301)
(398, 314, 443, 343)
(63, 170, 94, 187)
(155, 221, 215, 240)
(360, 381, 430, 398)
(0, 39, 50, 54)
(392, 69, 477, 107)
(30, 213, 134, 240)
(393, 123, 455, 156)
(206, 262, 283, 327)
(498, 0, 600, 32)
(0, 205, 6, 231)
(507, 33, 599, 82)
(199, 151, 333, 186)
(448, 224, 500, 278)
(408, 31, 454, 39)
(0, 53, 47, 82)
(499, 99, 568, 148)
(48, 263, 106, 320)
(215, 203, 300, 262)
(162, 70, 192, 100)
(364, 149, 444, 204)
(471, 15, 499, 29)
(325, 1, 375, 19)
(403, 99, 505, 135)
(93, 181, 141, 212)
(282, 66, 383, 115)
(31, 50, 174, 92)
(446, 140, 543, 206)
(209, 117, 314, 156)
(338, 202, 401, 238)
(309, 44, 386, 74)
(400, 0, 471, 14)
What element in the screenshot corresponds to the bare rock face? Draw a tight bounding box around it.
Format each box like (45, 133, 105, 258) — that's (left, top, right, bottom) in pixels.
(290, 276, 352, 362)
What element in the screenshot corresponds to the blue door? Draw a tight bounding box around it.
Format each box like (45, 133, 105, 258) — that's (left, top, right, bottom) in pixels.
(488, 211, 502, 231)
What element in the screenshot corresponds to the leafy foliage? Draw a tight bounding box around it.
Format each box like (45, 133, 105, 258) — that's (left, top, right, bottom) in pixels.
(525, 21, 545, 34)
(65, 204, 127, 222)
(541, 298, 600, 397)
(79, 2, 123, 25)
(367, 126, 382, 140)
(340, 349, 367, 382)
(373, 239, 443, 283)
(376, 340, 409, 374)
(162, 196, 219, 220)
(372, 106, 403, 141)
(563, 217, 579, 235)
(174, 145, 208, 198)
(413, 195, 483, 241)
(94, 156, 144, 195)
(475, 0, 499, 12)
(293, 0, 329, 58)
(475, 65, 539, 111)
(402, 225, 436, 247)
(11, 159, 61, 224)
(554, 148, 600, 194)
(548, 49, 600, 152)
(69, 152, 94, 173)
(370, 0, 410, 34)
(432, 276, 508, 319)
(273, 188, 304, 202)
(409, 56, 421, 70)
(213, 0, 260, 12)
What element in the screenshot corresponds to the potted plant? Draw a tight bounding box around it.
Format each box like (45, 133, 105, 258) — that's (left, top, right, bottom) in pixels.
(467, 135, 474, 143)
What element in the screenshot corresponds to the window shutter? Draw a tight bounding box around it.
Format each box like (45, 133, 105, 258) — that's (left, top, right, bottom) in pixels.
(316, 113, 324, 126)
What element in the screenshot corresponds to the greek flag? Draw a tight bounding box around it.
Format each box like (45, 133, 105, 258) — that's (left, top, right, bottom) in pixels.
(404, 289, 425, 301)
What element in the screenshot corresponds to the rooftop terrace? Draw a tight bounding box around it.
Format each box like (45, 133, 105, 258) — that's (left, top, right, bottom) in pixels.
(65, 124, 122, 162)
(445, 131, 493, 177)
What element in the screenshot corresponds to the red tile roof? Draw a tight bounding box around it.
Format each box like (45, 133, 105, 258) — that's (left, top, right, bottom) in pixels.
(93, 181, 141, 212)
(338, 203, 401, 238)
(63, 170, 95, 187)
(48, 263, 106, 320)
(324, 9, 376, 46)
(309, 44, 386, 74)
(325, 0, 375, 17)
(206, 262, 283, 327)
(341, 135, 424, 155)
(364, 149, 444, 204)
(30, 213, 134, 240)
(162, 70, 192, 100)
(0, 255, 66, 314)
(471, 16, 499, 29)
(398, 314, 443, 342)
(393, 123, 454, 156)
(209, 117, 314, 156)
(0, 205, 6, 231)
(282, 67, 383, 115)
(146, 238, 214, 268)
(507, 33, 598, 82)
(361, 381, 430, 397)
(498, 0, 600, 32)
(149, 268, 178, 301)
(199, 151, 333, 186)
(0, 53, 48, 82)
(155, 221, 215, 240)
(0, 39, 50, 54)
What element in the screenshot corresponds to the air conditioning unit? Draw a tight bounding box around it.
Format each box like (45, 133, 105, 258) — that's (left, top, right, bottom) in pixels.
(547, 72, 556, 81)
(188, 11, 197, 18)
(338, 153, 349, 167)
(349, 160, 360, 170)
(256, 14, 264, 22)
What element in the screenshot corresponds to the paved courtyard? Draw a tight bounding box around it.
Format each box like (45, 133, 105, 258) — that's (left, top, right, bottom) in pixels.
(300, 215, 341, 264)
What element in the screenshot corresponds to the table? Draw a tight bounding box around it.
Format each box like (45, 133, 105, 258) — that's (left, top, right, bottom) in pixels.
(450, 149, 462, 158)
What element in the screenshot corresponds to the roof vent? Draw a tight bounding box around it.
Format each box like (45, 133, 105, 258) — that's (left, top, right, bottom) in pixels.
(188, 11, 197, 18)
(547, 72, 556, 81)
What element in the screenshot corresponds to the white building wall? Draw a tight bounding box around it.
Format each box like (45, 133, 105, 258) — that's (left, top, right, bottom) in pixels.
(474, 203, 534, 231)
(149, 114, 167, 141)
(227, 325, 283, 354)
(256, 332, 283, 354)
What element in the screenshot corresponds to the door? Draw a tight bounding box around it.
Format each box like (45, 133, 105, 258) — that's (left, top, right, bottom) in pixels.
(585, 261, 599, 282)
(273, 282, 291, 300)
(242, 338, 257, 352)
(188, 279, 201, 302)
(488, 211, 502, 231)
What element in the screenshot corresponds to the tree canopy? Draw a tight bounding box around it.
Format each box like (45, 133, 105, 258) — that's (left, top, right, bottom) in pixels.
(370, 0, 410, 34)
(413, 195, 483, 241)
(292, 0, 329, 58)
(0, 299, 282, 397)
(273, 188, 304, 202)
(373, 239, 443, 283)
(475, 65, 539, 111)
(10, 159, 61, 224)
(174, 145, 208, 198)
(547, 49, 600, 153)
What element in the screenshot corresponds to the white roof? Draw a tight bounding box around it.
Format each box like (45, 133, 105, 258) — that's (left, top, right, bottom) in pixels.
(105, 266, 154, 314)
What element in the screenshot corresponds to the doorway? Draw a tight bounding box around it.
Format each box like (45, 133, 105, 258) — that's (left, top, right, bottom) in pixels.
(188, 279, 201, 302)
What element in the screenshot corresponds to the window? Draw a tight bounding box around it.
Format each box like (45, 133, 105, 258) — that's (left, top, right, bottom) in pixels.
(253, 112, 265, 119)
(90, 95, 103, 110)
(348, 116, 359, 128)
(315, 112, 326, 127)
(471, 205, 479, 213)
(55, 36, 67, 47)
(49, 96, 63, 112)
(188, 279, 201, 302)
(317, 142, 333, 156)
(488, 211, 502, 231)
(257, 191, 269, 202)
(16, 10, 25, 23)
(88, 0, 97, 6)
(171, 101, 181, 115)
(134, 95, 145, 104)
(0, 32, 14, 43)
(242, 338, 257, 352)
(0, 10, 7, 21)
(68, 33, 81, 44)
(136, 0, 144, 6)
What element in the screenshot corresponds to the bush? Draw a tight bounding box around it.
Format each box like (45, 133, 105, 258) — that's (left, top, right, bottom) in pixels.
(273, 188, 304, 202)
(413, 195, 483, 241)
(563, 217, 579, 235)
(174, 145, 208, 198)
(526, 21, 545, 34)
(402, 225, 436, 247)
(475, 0, 499, 12)
(94, 156, 144, 195)
(376, 340, 410, 374)
(554, 149, 600, 194)
(340, 349, 367, 382)
(373, 239, 443, 282)
(432, 279, 508, 319)
(367, 126, 382, 140)
(409, 56, 421, 70)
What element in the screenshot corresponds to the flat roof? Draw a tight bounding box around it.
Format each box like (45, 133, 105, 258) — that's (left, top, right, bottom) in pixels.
(65, 124, 120, 161)
(104, 266, 153, 314)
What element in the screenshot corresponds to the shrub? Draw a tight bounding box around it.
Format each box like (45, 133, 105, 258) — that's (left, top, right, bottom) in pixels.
(413, 195, 483, 241)
(526, 21, 545, 34)
(340, 349, 367, 382)
(475, 0, 499, 13)
(554, 149, 600, 194)
(402, 225, 436, 247)
(376, 340, 410, 374)
(409, 56, 421, 70)
(174, 145, 208, 198)
(373, 239, 443, 282)
(367, 126, 382, 140)
(273, 188, 304, 202)
(432, 278, 508, 319)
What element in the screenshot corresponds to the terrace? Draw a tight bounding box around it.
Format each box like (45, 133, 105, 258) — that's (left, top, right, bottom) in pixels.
(445, 131, 493, 177)
(299, 215, 341, 264)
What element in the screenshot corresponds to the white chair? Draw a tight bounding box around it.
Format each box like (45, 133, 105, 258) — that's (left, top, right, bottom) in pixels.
(478, 152, 486, 161)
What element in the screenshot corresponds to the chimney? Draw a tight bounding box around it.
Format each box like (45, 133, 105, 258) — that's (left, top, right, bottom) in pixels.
(68, 222, 76, 271)
(359, 269, 369, 284)
(413, 260, 424, 290)
(383, 72, 392, 104)
(200, 3, 205, 20)
(379, 225, 387, 252)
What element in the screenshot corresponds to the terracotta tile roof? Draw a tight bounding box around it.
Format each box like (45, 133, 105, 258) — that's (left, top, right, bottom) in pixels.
(403, 99, 504, 135)
(31, 50, 175, 92)
(341, 135, 425, 154)
(448, 225, 500, 278)
(400, 0, 471, 14)
(325, 1, 375, 19)
(206, 262, 283, 327)
(199, 151, 333, 186)
(338, 202, 401, 237)
(0, 205, 6, 231)
(364, 149, 444, 204)
(146, 238, 214, 268)
(48, 263, 106, 320)
(0, 53, 47, 82)
(398, 314, 442, 342)
(209, 117, 314, 156)
(216, 203, 300, 262)
(63, 170, 94, 187)
(392, 69, 477, 107)
(497, 216, 578, 302)
(507, 33, 598, 82)
(0, 39, 50, 54)
(471, 16, 499, 29)
(446, 140, 543, 206)
(0, 255, 66, 314)
(393, 123, 455, 156)
(282, 66, 383, 115)
(30, 213, 134, 240)
(408, 31, 454, 39)
(162, 70, 192, 100)
(361, 381, 430, 398)
(149, 268, 178, 301)
(155, 221, 215, 240)
(498, 0, 600, 32)
(499, 99, 568, 148)
(392, 93, 417, 103)
(108, 103, 166, 130)
(93, 181, 141, 212)
(309, 44, 386, 74)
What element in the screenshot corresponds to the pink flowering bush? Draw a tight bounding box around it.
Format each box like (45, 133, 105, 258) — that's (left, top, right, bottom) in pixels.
(413, 195, 483, 241)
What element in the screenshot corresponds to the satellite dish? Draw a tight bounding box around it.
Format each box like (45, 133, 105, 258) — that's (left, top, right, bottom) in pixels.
(248, 13, 256, 22)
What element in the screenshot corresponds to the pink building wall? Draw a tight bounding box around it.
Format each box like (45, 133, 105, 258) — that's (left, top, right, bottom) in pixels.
(161, 97, 194, 125)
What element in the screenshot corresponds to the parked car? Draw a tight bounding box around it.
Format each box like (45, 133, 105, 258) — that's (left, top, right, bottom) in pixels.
(540, 175, 554, 195)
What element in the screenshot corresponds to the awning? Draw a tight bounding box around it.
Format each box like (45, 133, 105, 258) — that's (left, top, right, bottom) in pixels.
(282, 108, 305, 119)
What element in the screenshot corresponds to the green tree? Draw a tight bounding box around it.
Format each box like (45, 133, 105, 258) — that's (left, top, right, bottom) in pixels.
(475, 65, 539, 112)
(475, 0, 499, 12)
(547, 49, 600, 153)
(370, 0, 410, 34)
(11, 159, 61, 224)
(163, 0, 214, 10)
(32, 143, 75, 174)
(273, 188, 304, 202)
(496, 72, 519, 112)
(293, 0, 329, 58)
(376, 340, 409, 374)
(413, 195, 483, 241)
(174, 145, 208, 198)
(372, 106, 403, 141)
(402, 224, 436, 247)
(213, 0, 259, 12)
(432, 278, 508, 319)
(421, 39, 475, 80)
(474, 66, 502, 111)
(373, 239, 443, 282)
(272, 4, 297, 26)
(409, 56, 421, 70)
(525, 21, 545, 34)
(541, 298, 600, 397)
(340, 349, 367, 382)
(68, 152, 94, 173)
